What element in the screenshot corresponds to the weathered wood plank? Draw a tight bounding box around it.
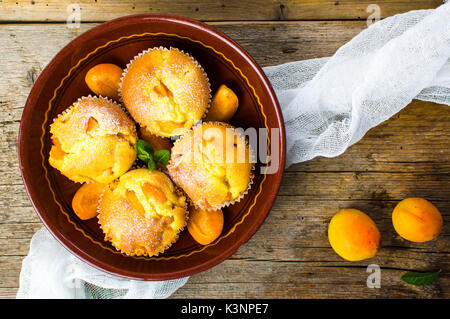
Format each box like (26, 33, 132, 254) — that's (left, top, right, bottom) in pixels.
(0, 0, 442, 22)
(171, 263, 447, 298)
(0, 288, 17, 299)
(280, 172, 450, 201)
(172, 259, 448, 299)
(1, 254, 448, 298)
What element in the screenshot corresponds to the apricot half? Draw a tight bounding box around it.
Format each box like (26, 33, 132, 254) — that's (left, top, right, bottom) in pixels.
(328, 209, 381, 261)
(187, 207, 224, 245)
(392, 197, 442, 242)
(72, 182, 107, 220)
(205, 84, 239, 122)
(85, 63, 123, 100)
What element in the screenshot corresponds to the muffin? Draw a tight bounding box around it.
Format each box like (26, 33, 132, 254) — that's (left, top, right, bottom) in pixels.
(168, 122, 253, 210)
(49, 96, 137, 184)
(120, 47, 211, 137)
(98, 168, 188, 256)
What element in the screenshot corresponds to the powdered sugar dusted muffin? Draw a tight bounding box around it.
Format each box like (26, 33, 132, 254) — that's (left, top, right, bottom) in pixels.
(98, 168, 188, 256)
(168, 122, 253, 210)
(120, 47, 211, 137)
(49, 96, 137, 184)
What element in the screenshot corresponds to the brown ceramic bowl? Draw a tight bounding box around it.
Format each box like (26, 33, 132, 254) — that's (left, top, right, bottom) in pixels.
(19, 14, 285, 280)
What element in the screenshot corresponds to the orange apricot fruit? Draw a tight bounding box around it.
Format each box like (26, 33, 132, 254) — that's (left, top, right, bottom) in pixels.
(187, 207, 224, 245)
(85, 63, 123, 100)
(205, 84, 239, 122)
(49, 138, 66, 160)
(328, 209, 381, 261)
(392, 197, 443, 242)
(142, 182, 167, 204)
(72, 182, 107, 220)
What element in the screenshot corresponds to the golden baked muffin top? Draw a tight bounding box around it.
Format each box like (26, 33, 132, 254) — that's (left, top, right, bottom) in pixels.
(49, 96, 137, 184)
(168, 122, 253, 210)
(98, 168, 187, 256)
(120, 47, 211, 137)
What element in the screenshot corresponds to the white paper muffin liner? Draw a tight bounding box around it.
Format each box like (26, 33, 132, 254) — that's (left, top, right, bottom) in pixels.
(118, 46, 212, 136)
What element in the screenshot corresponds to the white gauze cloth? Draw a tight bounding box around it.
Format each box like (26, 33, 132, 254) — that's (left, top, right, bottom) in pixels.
(265, 2, 450, 166)
(17, 3, 450, 298)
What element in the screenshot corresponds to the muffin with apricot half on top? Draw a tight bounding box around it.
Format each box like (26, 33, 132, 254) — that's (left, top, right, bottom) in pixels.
(120, 47, 211, 137)
(168, 122, 253, 211)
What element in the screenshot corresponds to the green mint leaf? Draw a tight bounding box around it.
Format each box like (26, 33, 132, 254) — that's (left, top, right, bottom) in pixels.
(138, 153, 150, 162)
(147, 156, 156, 171)
(136, 139, 154, 162)
(154, 149, 171, 165)
(401, 269, 442, 286)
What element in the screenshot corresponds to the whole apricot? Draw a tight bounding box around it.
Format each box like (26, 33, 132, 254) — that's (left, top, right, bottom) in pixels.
(328, 209, 381, 261)
(72, 182, 107, 220)
(85, 63, 123, 100)
(205, 84, 239, 122)
(187, 207, 224, 245)
(392, 197, 442, 242)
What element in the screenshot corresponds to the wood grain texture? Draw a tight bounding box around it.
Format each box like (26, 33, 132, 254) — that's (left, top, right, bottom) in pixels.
(0, 0, 443, 22)
(0, 19, 449, 298)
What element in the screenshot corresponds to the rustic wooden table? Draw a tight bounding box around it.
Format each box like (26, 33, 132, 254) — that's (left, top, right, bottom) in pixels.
(0, 0, 448, 299)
